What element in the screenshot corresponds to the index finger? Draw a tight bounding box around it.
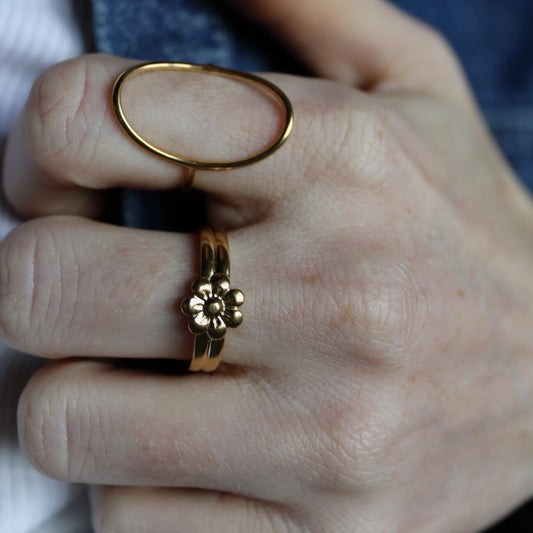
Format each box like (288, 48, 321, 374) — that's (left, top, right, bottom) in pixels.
(2, 54, 304, 217)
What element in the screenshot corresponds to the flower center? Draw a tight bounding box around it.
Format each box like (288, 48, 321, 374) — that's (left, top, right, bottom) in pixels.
(205, 297, 224, 317)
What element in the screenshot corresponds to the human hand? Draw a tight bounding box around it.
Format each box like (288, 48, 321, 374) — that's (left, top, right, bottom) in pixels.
(2, 0, 533, 531)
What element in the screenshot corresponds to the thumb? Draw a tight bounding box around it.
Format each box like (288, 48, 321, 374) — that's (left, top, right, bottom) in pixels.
(233, 0, 472, 102)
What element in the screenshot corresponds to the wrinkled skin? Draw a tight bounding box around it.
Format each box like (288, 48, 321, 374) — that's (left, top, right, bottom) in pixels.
(1, 0, 533, 532)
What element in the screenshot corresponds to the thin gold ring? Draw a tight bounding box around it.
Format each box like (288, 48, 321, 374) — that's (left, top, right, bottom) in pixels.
(181, 228, 243, 372)
(112, 62, 294, 186)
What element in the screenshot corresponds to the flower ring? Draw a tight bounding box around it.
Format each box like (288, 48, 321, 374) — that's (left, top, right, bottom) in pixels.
(182, 274, 244, 340)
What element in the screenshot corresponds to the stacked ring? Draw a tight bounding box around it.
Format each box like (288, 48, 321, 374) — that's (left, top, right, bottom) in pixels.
(181, 228, 244, 371)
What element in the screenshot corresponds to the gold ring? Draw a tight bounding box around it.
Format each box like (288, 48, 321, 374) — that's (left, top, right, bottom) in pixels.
(181, 228, 244, 372)
(112, 62, 294, 188)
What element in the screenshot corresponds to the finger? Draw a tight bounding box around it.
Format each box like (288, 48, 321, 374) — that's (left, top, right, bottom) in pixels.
(232, 0, 472, 100)
(2, 53, 291, 217)
(0, 215, 260, 367)
(19, 359, 317, 500)
(90, 486, 299, 533)
(3, 114, 106, 220)
(3, 54, 403, 221)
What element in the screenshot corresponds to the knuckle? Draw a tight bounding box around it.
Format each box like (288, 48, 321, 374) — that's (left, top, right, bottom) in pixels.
(305, 390, 396, 492)
(18, 365, 72, 480)
(211, 495, 300, 533)
(18, 362, 100, 482)
(24, 58, 101, 186)
(310, 237, 427, 365)
(281, 236, 427, 366)
(333, 101, 409, 192)
(0, 218, 77, 354)
(291, 86, 411, 194)
(351, 258, 427, 359)
(0, 220, 49, 350)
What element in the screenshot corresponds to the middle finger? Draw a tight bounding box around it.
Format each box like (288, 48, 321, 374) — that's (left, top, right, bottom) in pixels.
(0, 216, 264, 367)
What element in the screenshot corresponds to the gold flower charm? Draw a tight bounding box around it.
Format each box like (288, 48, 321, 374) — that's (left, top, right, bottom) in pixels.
(182, 274, 244, 340)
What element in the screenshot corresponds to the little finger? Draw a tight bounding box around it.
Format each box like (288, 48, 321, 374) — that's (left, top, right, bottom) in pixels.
(90, 486, 301, 533)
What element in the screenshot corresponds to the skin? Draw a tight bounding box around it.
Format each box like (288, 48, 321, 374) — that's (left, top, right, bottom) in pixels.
(1, 0, 533, 531)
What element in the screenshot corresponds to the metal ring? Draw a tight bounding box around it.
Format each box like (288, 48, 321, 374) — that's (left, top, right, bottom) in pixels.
(181, 228, 244, 372)
(112, 62, 294, 174)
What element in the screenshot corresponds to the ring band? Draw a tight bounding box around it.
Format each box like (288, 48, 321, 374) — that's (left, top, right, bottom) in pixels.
(112, 62, 294, 189)
(181, 228, 244, 372)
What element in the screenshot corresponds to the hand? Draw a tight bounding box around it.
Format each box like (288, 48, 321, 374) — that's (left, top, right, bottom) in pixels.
(2, 0, 533, 531)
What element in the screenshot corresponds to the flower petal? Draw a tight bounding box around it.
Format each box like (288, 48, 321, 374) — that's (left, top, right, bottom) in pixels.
(181, 296, 204, 316)
(224, 289, 244, 308)
(208, 315, 227, 340)
(212, 274, 231, 296)
(189, 311, 209, 334)
(192, 278, 212, 299)
(223, 309, 243, 328)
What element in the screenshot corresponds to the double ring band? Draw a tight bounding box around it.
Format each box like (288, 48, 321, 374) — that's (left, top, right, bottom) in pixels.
(181, 228, 244, 371)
